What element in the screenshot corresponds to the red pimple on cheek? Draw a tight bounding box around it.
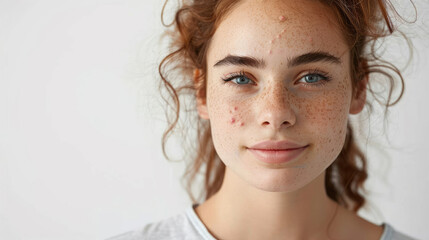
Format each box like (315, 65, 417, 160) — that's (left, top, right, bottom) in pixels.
(234, 106, 238, 111)
(240, 122, 245, 127)
(230, 117, 236, 124)
(279, 15, 286, 22)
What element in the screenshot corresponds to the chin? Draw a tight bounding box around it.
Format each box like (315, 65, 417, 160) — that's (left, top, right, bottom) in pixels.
(243, 167, 320, 193)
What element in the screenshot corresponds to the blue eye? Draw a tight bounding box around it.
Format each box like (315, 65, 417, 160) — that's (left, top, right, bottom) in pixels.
(232, 75, 252, 85)
(222, 72, 255, 86)
(302, 74, 326, 83)
(297, 72, 331, 88)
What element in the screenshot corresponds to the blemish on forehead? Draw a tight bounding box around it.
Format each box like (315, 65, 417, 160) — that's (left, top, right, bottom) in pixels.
(267, 26, 287, 54)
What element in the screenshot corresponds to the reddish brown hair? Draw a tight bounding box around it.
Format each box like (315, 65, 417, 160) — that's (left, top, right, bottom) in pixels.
(158, 0, 412, 212)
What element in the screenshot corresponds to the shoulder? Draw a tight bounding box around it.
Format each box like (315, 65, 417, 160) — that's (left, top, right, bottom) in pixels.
(106, 206, 205, 240)
(335, 204, 416, 240)
(380, 223, 417, 240)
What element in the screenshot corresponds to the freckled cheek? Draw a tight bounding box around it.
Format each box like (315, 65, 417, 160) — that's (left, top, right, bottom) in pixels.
(302, 96, 349, 155)
(208, 100, 251, 161)
(227, 105, 247, 127)
(208, 99, 249, 130)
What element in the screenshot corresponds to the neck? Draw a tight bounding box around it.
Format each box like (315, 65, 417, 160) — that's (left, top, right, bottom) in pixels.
(196, 168, 339, 240)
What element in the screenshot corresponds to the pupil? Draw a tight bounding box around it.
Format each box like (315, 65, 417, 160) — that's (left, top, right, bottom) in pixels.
(306, 75, 318, 83)
(238, 77, 247, 84)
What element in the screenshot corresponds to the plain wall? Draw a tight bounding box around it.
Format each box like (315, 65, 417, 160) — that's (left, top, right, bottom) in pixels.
(0, 0, 428, 239)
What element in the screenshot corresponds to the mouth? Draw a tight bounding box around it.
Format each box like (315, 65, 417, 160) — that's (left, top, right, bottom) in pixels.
(247, 140, 309, 164)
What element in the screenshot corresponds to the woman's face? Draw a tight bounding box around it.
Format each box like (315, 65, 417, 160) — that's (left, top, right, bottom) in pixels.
(198, 0, 366, 192)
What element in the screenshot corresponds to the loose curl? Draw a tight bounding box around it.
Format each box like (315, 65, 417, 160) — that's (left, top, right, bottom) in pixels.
(158, 0, 413, 212)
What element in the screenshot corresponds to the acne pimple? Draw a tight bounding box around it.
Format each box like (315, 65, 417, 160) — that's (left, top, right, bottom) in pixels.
(231, 117, 236, 124)
(279, 15, 286, 22)
(234, 106, 238, 111)
(240, 122, 245, 127)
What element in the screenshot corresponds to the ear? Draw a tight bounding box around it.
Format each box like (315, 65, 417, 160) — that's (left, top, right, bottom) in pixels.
(349, 61, 368, 115)
(194, 69, 209, 119)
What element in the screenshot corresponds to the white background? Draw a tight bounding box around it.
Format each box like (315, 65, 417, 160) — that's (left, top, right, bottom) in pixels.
(0, 0, 428, 239)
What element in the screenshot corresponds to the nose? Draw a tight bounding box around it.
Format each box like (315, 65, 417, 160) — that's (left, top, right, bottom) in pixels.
(256, 82, 296, 130)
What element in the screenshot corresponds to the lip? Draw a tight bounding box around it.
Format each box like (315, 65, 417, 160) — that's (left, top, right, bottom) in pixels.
(248, 140, 308, 164)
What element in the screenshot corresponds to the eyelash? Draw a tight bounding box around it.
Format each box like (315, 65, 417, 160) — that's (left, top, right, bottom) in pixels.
(221, 69, 332, 89)
(299, 69, 332, 88)
(221, 71, 255, 87)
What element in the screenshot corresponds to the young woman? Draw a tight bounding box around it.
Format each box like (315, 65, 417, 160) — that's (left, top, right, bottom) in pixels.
(110, 0, 416, 239)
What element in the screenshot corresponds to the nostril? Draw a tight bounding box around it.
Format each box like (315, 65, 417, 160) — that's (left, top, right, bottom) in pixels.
(261, 121, 290, 128)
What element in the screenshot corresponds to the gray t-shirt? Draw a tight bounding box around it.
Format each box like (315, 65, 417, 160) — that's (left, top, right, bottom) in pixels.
(108, 204, 416, 240)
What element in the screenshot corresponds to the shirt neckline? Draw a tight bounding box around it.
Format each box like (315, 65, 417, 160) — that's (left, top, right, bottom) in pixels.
(186, 203, 391, 240)
(186, 203, 216, 240)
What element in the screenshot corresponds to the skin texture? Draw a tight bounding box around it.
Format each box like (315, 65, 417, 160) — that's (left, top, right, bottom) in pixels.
(195, 0, 380, 239)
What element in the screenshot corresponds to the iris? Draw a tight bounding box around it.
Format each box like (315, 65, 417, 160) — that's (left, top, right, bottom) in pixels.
(304, 74, 325, 83)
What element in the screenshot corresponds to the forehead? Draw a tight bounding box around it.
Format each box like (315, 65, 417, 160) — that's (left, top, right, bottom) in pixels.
(207, 0, 349, 65)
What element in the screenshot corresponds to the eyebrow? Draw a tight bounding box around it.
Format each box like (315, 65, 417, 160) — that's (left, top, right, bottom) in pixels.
(288, 51, 341, 67)
(213, 51, 341, 68)
(213, 55, 266, 68)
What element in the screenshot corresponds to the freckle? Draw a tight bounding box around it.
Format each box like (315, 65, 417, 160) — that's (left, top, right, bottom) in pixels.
(278, 15, 286, 22)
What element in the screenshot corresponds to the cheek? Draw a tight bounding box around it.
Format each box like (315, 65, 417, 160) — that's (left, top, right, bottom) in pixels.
(228, 106, 246, 127)
(302, 85, 350, 158)
(208, 101, 250, 165)
(207, 83, 249, 129)
(207, 87, 250, 150)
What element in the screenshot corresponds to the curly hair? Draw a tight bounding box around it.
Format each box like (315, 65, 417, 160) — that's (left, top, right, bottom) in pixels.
(158, 0, 412, 212)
